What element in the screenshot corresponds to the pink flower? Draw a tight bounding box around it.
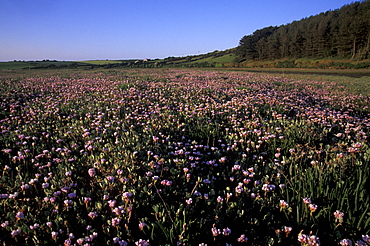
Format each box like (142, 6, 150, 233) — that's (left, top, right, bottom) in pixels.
(51, 231, 58, 240)
(122, 192, 133, 199)
(139, 222, 147, 230)
(303, 197, 311, 204)
(108, 200, 116, 208)
(88, 168, 96, 177)
(1, 221, 9, 228)
(30, 223, 40, 230)
(88, 212, 98, 219)
(362, 235, 370, 243)
(339, 239, 353, 246)
(309, 204, 318, 212)
(11, 229, 21, 236)
(15, 211, 24, 220)
(64, 200, 72, 206)
(334, 210, 344, 222)
(235, 186, 244, 193)
(280, 200, 289, 208)
(355, 240, 367, 246)
(284, 226, 292, 233)
(222, 227, 231, 236)
(237, 234, 248, 242)
(298, 233, 308, 243)
(111, 217, 121, 227)
(217, 196, 223, 203)
(186, 198, 192, 205)
(308, 235, 320, 245)
(160, 180, 172, 186)
(106, 176, 115, 182)
(135, 239, 150, 246)
(211, 227, 220, 236)
(76, 238, 84, 245)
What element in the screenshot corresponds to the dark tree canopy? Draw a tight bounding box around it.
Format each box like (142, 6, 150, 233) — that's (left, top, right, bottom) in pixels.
(236, 0, 370, 61)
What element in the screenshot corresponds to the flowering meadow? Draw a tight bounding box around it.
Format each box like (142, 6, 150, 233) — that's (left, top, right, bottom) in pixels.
(0, 68, 369, 246)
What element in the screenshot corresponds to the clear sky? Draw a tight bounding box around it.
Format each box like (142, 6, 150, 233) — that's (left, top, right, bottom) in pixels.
(0, 0, 355, 61)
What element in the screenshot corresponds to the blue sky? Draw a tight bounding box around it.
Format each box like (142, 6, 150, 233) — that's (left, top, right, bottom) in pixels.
(0, 0, 355, 61)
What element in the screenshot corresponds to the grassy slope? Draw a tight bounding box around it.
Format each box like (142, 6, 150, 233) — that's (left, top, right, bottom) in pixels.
(190, 53, 236, 63)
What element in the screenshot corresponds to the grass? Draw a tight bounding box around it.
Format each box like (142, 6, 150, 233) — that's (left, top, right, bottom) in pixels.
(80, 60, 130, 65)
(190, 53, 236, 64)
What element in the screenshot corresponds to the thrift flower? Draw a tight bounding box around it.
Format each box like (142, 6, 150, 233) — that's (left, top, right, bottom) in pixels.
(88, 168, 96, 177)
(122, 192, 133, 199)
(108, 200, 116, 208)
(88, 212, 98, 219)
(211, 227, 220, 236)
(139, 222, 147, 230)
(303, 198, 311, 204)
(280, 200, 289, 209)
(309, 204, 318, 212)
(30, 223, 40, 230)
(186, 198, 193, 205)
(11, 229, 21, 236)
(355, 240, 367, 246)
(1, 221, 9, 228)
(339, 239, 353, 246)
(217, 196, 223, 203)
(106, 176, 115, 182)
(51, 231, 58, 240)
(237, 234, 248, 242)
(111, 217, 121, 227)
(298, 233, 308, 243)
(308, 235, 320, 245)
(135, 239, 150, 246)
(362, 235, 370, 243)
(15, 211, 25, 220)
(222, 227, 231, 236)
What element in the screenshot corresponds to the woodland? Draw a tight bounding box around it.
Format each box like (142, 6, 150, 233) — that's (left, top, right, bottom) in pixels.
(235, 1, 370, 62)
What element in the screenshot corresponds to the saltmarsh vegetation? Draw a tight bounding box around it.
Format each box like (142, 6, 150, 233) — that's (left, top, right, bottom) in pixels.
(0, 68, 369, 245)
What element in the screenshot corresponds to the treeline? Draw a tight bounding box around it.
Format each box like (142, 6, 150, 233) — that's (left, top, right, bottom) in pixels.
(236, 0, 370, 62)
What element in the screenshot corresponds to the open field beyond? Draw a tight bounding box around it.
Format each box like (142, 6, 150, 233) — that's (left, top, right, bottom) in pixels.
(0, 69, 369, 245)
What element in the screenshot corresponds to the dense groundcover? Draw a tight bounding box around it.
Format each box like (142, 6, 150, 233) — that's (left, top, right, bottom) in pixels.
(0, 69, 369, 246)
